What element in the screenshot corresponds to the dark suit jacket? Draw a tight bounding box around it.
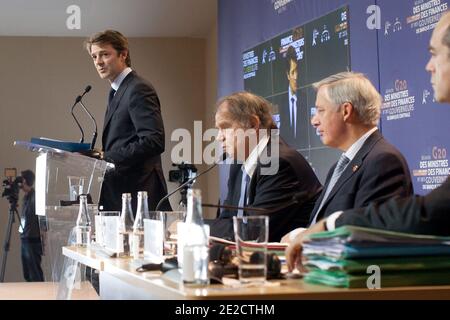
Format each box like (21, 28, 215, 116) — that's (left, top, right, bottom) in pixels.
(206, 138, 323, 242)
(335, 177, 450, 236)
(308, 130, 413, 225)
(100, 71, 170, 212)
(278, 90, 308, 149)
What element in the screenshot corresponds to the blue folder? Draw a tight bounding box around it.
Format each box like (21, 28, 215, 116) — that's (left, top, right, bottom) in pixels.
(31, 137, 91, 152)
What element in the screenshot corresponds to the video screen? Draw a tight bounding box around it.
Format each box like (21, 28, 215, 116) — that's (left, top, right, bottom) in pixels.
(243, 5, 351, 182)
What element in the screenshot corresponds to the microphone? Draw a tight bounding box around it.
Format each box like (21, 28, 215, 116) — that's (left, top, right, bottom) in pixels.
(202, 190, 310, 215)
(136, 256, 179, 273)
(74, 85, 91, 104)
(274, 190, 311, 213)
(154, 153, 228, 211)
(79, 85, 91, 99)
(202, 203, 268, 213)
(75, 85, 98, 150)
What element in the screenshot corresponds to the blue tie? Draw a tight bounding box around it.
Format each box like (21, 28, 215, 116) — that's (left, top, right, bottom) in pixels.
(237, 169, 251, 217)
(310, 154, 350, 224)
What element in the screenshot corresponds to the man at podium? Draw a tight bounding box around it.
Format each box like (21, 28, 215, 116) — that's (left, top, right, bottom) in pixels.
(85, 30, 170, 213)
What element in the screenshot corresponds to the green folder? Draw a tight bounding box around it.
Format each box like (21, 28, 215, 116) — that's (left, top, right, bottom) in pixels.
(305, 226, 450, 245)
(304, 255, 450, 274)
(304, 269, 450, 288)
(301, 226, 450, 288)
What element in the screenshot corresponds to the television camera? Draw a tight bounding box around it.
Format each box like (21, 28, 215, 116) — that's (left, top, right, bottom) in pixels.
(1, 168, 23, 205)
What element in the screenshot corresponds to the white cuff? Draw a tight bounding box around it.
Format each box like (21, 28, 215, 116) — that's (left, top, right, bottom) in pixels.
(289, 227, 306, 241)
(325, 211, 343, 231)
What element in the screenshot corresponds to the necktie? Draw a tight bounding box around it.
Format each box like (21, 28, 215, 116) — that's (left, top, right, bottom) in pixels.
(107, 88, 116, 112)
(291, 97, 296, 137)
(290, 97, 295, 127)
(237, 169, 251, 217)
(310, 154, 350, 225)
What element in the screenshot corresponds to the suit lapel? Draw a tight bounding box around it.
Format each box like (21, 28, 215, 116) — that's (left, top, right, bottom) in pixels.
(319, 130, 383, 212)
(230, 164, 244, 204)
(246, 138, 290, 206)
(308, 166, 334, 224)
(102, 72, 135, 141)
(246, 137, 273, 204)
(220, 164, 243, 218)
(247, 168, 257, 205)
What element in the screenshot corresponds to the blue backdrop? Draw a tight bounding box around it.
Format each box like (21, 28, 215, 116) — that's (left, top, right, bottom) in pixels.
(218, 0, 450, 199)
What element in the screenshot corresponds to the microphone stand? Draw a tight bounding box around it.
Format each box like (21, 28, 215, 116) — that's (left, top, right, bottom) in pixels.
(78, 99, 98, 150)
(155, 154, 227, 211)
(155, 164, 218, 211)
(202, 203, 268, 213)
(70, 99, 85, 143)
(202, 191, 310, 215)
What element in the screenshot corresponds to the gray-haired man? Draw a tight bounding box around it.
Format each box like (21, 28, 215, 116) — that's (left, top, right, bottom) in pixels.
(287, 12, 450, 271)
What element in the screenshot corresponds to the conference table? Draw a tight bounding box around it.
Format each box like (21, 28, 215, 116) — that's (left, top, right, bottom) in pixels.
(62, 246, 450, 300)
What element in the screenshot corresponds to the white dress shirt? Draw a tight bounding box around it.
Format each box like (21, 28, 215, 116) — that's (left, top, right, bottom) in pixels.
(111, 67, 132, 92)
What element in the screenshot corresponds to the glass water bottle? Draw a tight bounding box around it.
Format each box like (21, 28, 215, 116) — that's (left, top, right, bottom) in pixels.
(131, 191, 148, 260)
(75, 194, 91, 246)
(119, 193, 134, 256)
(182, 189, 209, 286)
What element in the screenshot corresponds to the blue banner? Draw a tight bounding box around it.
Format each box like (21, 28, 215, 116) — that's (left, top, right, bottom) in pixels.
(218, 0, 450, 197)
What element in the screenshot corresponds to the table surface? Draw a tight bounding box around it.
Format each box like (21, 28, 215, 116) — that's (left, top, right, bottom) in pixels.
(63, 246, 450, 300)
(0, 281, 99, 300)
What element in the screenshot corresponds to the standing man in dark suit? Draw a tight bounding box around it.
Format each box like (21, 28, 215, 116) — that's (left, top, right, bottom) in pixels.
(85, 30, 170, 213)
(281, 72, 413, 243)
(206, 91, 322, 242)
(286, 13, 450, 268)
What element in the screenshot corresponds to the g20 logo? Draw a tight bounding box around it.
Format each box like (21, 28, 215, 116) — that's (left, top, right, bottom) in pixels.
(432, 147, 447, 160)
(395, 79, 408, 92)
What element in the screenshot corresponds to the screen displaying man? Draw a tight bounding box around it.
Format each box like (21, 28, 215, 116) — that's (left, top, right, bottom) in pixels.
(278, 46, 308, 148)
(85, 30, 170, 213)
(287, 45, 298, 142)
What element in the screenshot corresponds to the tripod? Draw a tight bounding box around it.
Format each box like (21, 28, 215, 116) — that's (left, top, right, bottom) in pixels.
(178, 177, 197, 209)
(0, 199, 20, 282)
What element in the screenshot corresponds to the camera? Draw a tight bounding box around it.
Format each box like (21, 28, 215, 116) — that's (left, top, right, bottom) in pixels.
(1, 168, 23, 204)
(168, 163, 198, 207)
(169, 162, 198, 185)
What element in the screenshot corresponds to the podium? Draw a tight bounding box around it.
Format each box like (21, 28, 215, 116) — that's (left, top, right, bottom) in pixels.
(14, 141, 114, 284)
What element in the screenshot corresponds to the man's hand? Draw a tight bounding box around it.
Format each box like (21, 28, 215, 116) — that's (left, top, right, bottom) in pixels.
(285, 220, 326, 272)
(280, 233, 291, 244)
(77, 149, 104, 160)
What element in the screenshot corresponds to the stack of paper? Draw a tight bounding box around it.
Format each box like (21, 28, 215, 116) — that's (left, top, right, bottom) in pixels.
(302, 226, 450, 288)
